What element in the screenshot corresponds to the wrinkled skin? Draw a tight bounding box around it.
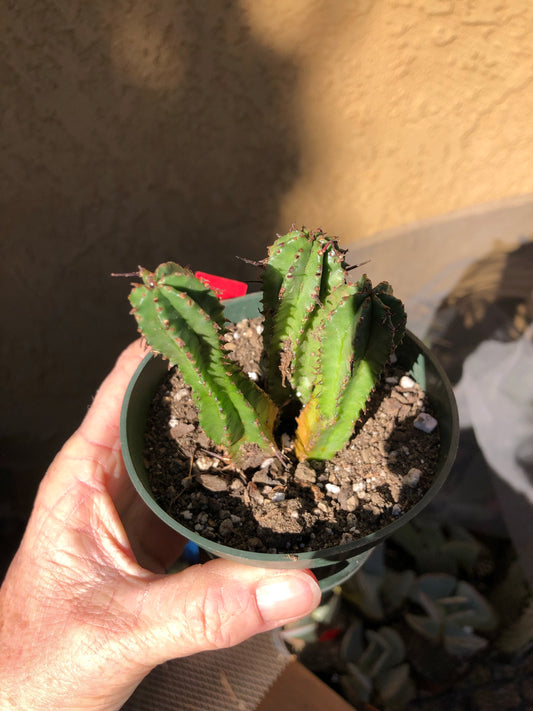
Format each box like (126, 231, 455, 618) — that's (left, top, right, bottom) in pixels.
(0, 342, 320, 711)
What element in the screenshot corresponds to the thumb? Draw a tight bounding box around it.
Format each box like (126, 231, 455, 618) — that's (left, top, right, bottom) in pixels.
(123, 558, 321, 668)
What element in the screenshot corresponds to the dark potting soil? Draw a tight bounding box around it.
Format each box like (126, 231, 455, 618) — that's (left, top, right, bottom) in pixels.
(143, 317, 440, 554)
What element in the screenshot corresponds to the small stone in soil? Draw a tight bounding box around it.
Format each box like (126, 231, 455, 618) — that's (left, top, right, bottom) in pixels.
(246, 482, 264, 504)
(252, 470, 274, 485)
(247, 537, 263, 550)
(414, 412, 438, 433)
(219, 519, 234, 537)
(271, 491, 286, 502)
(338, 485, 358, 512)
(404, 467, 422, 487)
(325, 483, 341, 495)
(382, 398, 402, 416)
(260, 457, 275, 469)
(197, 433, 211, 448)
(170, 422, 195, 437)
(198, 473, 229, 492)
(294, 462, 317, 484)
(196, 456, 216, 471)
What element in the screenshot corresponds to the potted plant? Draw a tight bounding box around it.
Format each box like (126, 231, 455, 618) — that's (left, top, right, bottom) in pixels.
(120, 228, 459, 590)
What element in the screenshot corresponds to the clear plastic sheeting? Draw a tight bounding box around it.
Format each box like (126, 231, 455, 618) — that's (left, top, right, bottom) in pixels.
(458, 330, 533, 505)
(457, 329, 533, 586)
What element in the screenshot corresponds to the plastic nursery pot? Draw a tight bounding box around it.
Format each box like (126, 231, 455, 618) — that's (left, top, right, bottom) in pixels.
(121, 292, 459, 592)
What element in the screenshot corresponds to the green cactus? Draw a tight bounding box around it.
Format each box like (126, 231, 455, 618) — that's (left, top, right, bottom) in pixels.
(129, 263, 278, 466)
(128, 228, 406, 466)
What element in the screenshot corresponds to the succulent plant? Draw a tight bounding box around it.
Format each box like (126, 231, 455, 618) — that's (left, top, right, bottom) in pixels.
(342, 545, 416, 621)
(283, 523, 502, 709)
(342, 534, 498, 659)
(128, 228, 406, 467)
(405, 573, 498, 657)
(391, 515, 487, 576)
(340, 622, 416, 710)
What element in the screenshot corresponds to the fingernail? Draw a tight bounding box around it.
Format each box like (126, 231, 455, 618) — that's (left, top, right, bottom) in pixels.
(256, 573, 321, 624)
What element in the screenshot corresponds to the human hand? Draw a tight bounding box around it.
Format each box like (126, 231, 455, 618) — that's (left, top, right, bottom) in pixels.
(0, 342, 321, 711)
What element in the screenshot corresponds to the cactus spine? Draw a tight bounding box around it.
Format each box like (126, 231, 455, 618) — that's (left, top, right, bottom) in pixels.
(128, 229, 406, 467)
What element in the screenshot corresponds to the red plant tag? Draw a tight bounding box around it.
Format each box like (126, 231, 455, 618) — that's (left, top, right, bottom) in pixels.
(194, 271, 248, 300)
(318, 627, 343, 643)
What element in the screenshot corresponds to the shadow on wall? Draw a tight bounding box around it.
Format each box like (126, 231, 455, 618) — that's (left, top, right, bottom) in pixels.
(0, 1, 300, 576)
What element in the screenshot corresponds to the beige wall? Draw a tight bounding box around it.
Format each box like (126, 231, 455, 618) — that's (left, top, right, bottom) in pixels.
(1, 1, 533, 550)
(245, 0, 533, 239)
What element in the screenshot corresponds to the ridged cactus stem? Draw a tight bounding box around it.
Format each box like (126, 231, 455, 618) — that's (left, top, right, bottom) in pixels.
(129, 263, 278, 466)
(294, 276, 406, 461)
(261, 228, 347, 405)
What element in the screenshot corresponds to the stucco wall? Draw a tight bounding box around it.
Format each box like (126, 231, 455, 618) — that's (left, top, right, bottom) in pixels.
(246, 0, 533, 237)
(1, 1, 533, 562)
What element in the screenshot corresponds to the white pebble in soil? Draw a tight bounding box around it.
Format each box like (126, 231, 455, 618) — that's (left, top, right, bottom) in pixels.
(353, 481, 365, 494)
(270, 491, 286, 503)
(399, 375, 416, 389)
(414, 412, 438, 433)
(196, 456, 215, 471)
(325, 483, 341, 496)
(404, 468, 422, 488)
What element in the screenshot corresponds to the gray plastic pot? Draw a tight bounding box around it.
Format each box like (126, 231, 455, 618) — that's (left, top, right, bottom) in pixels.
(120, 292, 459, 591)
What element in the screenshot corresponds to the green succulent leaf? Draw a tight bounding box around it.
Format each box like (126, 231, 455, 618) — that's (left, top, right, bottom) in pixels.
(404, 613, 441, 642)
(443, 624, 488, 657)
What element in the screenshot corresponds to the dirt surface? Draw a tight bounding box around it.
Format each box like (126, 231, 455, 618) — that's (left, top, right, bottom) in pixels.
(144, 318, 440, 554)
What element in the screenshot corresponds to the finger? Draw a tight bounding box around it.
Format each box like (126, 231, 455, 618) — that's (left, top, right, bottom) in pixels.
(121, 560, 321, 668)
